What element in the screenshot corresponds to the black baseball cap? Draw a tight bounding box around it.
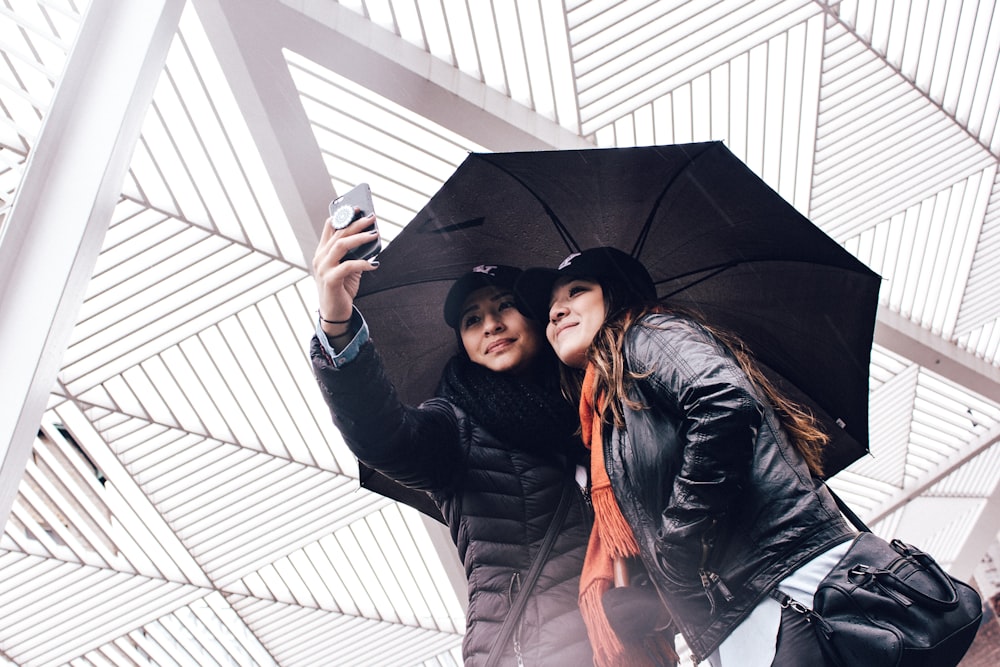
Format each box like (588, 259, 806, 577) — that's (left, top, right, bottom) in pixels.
(515, 247, 656, 322)
(443, 264, 523, 329)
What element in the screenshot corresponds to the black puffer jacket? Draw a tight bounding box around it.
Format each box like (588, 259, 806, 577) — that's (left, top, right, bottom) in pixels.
(312, 337, 594, 666)
(602, 314, 852, 663)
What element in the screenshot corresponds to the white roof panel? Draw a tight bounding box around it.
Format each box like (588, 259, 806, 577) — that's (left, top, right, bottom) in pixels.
(1, 0, 999, 664)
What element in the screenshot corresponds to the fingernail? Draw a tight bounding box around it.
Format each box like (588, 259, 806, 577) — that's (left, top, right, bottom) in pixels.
(369, 259, 380, 267)
(369, 229, 379, 234)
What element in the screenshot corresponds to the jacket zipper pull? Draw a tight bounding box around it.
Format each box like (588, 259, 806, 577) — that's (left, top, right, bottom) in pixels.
(508, 572, 525, 666)
(699, 569, 734, 616)
(698, 570, 716, 615)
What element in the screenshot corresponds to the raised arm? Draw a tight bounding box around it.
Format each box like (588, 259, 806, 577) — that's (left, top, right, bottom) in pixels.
(310, 209, 465, 494)
(312, 209, 380, 348)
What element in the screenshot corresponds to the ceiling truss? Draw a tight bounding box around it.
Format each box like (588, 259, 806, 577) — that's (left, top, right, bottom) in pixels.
(1, 0, 998, 664)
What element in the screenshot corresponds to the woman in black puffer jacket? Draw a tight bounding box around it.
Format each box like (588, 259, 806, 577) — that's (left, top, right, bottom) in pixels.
(311, 214, 594, 666)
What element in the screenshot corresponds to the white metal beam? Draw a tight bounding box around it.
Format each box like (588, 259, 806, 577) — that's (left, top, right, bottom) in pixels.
(196, 0, 592, 267)
(0, 0, 187, 528)
(952, 474, 1000, 581)
(874, 307, 1000, 401)
(840, 311, 1000, 581)
(865, 426, 1000, 527)
(53, 403, 214, 587)
(285, 2, 594, 151)
(192, 0, 336, 266)
(282, 0, 592, 152)
(863, 425, 1000, 580)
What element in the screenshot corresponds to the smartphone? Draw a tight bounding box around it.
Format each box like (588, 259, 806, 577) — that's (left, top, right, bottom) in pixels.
(329, 182, 381, 261)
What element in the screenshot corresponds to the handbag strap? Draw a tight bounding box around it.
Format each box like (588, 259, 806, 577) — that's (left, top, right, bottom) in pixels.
(484, 482, 574, 667)
(765, 482, 870, 618)
(825, 484, 872, 533)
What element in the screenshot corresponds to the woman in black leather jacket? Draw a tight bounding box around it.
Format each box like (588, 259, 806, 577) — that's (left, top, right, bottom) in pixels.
(310, 212, 594, 666)
(516, 247, 853, 667)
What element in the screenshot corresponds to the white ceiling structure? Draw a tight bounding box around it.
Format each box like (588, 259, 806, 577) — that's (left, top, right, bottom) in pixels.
(1, 0, 1000, 664)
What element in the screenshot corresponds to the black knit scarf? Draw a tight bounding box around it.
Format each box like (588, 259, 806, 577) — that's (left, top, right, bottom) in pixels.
(436, 353, 586, 467)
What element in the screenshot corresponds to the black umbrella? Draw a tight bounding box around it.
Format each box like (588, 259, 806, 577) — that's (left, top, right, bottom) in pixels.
(355, 141, 880, 520)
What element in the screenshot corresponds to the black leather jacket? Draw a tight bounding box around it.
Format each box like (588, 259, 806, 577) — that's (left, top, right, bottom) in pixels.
(602, 314, 852, 662)
(312, 337, 594, 666)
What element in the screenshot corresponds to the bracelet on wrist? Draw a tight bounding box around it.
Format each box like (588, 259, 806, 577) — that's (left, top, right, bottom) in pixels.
(319, 311, 352, 325)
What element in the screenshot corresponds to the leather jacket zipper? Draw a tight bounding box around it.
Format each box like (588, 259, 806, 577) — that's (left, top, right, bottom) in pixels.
(697, 519, 733, 616)
(698, 568, 734, 616)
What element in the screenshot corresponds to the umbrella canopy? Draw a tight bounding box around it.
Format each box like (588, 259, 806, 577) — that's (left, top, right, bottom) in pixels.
(354, 141, 880, 518)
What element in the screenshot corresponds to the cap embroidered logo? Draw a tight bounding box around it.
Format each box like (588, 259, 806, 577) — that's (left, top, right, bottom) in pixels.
(558, 253, 581, 270)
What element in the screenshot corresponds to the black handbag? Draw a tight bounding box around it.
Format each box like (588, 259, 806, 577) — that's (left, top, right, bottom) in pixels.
(771, 488, 983, 667)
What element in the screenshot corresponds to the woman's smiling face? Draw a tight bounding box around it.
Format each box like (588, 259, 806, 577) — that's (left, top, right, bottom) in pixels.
(546, 278, 606, 369)
(458, 286, 541, 375)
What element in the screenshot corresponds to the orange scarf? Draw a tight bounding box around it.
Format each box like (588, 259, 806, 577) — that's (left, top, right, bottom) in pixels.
(578, 364, 678, 666)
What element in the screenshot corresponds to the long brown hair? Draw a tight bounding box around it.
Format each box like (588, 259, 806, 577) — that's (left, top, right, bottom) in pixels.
(559, 279, 830, 477)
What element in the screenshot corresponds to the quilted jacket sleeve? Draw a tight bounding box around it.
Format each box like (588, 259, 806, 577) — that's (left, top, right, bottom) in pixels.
(311, 335, 465, 493)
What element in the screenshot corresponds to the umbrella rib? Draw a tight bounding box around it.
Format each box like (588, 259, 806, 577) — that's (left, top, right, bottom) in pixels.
(634, 142, 733, 259)
(476, 153, 579, 253)
(633, 148, 695, 259)
(661, 254, 879, 299)
(659, 263, 737, 299)
(357, 276, 461, 298)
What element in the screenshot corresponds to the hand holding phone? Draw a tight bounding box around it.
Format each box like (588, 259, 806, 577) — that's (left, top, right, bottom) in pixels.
(329, 183, 381, 262)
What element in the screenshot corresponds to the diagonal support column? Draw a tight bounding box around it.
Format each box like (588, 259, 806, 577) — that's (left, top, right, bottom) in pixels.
(874, 308, 1000, 401)
(0, 0, 187, 528)
(192, 0, 336, 265)
(193, 0, 592, 268)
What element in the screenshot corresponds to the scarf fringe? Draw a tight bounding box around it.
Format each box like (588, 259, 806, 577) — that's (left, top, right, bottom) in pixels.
(580, 578, 627, 667)
(590, 486, 638, 560)
(578, 364, 678, 667)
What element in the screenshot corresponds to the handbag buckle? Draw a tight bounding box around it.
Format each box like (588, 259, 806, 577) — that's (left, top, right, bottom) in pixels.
(774, 590, 812, 616)
(848, 563, 873, 584)
(778, 596, 833, 638)
(849, 563, 914, 607)
(785, 598, 812, 616)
